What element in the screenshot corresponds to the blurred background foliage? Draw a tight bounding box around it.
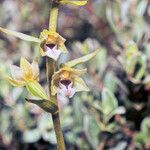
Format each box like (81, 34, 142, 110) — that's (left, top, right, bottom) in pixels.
(0, 0, 150, 149)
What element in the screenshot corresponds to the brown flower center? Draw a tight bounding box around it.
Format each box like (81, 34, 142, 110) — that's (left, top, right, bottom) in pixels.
(60, 79, 71, 87)
(46, 43, 56, 49)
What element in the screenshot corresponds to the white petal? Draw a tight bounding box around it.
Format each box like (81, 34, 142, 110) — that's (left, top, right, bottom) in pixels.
(67, 84, 75, 98)
(60, 82, 66, 89)
(59, 84, 68, 96)
(45, 46, 61, 60)
(59, 83, 75, 98)
(10, 65, 23, 81)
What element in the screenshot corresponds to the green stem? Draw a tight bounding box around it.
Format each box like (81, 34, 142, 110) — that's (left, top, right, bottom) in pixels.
(46, 57, 55, 100)
(49, 2, 59, 31)
(47, 1, 66, 150)
(52, 113, 66, 150)
(46, 57, 65, 150)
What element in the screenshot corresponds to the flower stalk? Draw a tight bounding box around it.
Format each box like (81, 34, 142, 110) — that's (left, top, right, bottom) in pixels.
(47, 1, 65, 150)
(49, 2, 59, 31)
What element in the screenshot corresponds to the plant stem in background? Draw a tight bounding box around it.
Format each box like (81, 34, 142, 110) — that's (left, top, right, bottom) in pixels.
(46, 2, 66, 150)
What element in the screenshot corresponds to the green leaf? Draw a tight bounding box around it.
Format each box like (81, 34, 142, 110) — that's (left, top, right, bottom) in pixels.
(124, 42, 139, 61)
(118, 41, 146, 83)
(101, 88, 118, 116)
(123, 42, 140, 75)
(141, 117, 150, 135)
(23, 129, 41, 143)
(111, 107, 126, 115)
(84, 115, 99, 149)
(107, 122, 117, 131)
(135, 132, 145, 144)
(104, 72, 117, 93)
(26, 81, 48, 100)
(59, 0, 87, 6)
(42, 130, 57, 144)
(25, 98, 58, 114)
(65, 132, 76, 144)
(134, 55, 146, 82)
(64, 49, 99, 67)
(135, 118, 150, 145)
(135, 117, 150, 145)
(106, 107, 126, 122)
(137, 0, 148, 16)
(106, 4, 118, 34)
(0, 27, 40, 43)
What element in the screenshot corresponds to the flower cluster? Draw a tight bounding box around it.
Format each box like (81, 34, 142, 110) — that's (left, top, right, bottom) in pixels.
(0, 0, 98, 111)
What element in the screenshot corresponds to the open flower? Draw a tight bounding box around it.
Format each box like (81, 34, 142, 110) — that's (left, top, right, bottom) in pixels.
(6, 57, 48, 99)
(51, 66, 89, 98)
(7, 57, 39, 86)
(39, 29, 67, 60)
(51, 49, 99, 98)
(0, 27, 67, 61)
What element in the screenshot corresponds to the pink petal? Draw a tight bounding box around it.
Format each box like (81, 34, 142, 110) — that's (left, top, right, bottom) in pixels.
(59, 82, 76, 98)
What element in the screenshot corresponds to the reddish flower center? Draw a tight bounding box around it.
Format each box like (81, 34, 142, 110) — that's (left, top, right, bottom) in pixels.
(60, 79, 71, 88)
(46, 43, 56, 49)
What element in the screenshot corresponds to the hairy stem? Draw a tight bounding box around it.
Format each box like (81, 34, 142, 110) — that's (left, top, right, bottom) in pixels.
(49, 2, 59, 31)
(47, 1, 66, 150)
(46, 57, 55, 99)
(46, 57, 65, 150)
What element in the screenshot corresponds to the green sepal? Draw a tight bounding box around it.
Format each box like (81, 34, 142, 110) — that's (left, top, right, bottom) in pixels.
(0, 27, 40, 43)
(25, 98, 58, 114)
(26, 81, 48, 100)
(59, 0, 88, 6)
(64, 49, 99, 67)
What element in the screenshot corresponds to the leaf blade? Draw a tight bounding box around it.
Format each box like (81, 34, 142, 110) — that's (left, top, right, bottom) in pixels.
(25, 98, 58, 114)
(102, 88, 118, 116)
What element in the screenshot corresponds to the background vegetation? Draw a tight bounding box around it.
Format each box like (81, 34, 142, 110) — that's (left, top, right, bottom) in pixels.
(0, 0, 149, 149)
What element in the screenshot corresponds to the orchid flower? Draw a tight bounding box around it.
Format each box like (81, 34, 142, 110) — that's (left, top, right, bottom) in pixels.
(0, 27, 67, 60)
(39, 29, 67, 60)
(51, 66, 89, 98)
(51, 50, 99, 98)
(6, 57, 48, 99)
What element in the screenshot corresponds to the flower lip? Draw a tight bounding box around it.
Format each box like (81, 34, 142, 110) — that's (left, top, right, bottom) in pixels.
(60, 79, 71, 87)
(46, 43, 56, 49)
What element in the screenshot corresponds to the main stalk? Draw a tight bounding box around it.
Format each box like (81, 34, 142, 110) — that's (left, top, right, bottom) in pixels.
(46, 1, 65, 150)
